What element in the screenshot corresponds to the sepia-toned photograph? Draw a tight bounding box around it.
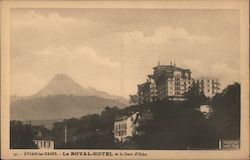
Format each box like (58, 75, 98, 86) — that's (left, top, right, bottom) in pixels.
(1, 0, 249, 159)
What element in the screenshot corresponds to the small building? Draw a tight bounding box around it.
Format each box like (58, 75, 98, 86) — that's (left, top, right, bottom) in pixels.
(198, 104, 213, 119)
(32, 127, 54, 149)
(114, 112, 140, 142)
(32, 138, 55, 149)
(219, 139, 240, 150)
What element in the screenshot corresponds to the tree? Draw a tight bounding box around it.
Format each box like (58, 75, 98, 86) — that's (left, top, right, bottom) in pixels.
(51, 121, 66, 148)
(10, 121, 37, 149)
(185, 83, 208, 108)
(210, 83, 240, 139)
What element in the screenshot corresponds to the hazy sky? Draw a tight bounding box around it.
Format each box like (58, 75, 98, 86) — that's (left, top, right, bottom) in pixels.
(10, 9, 240, 98)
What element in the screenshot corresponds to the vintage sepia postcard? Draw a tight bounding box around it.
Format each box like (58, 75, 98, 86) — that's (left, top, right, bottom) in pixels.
(1, 0, 249, 159)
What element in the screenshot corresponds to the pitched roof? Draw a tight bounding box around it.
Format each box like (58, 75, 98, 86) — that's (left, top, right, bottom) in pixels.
(32, 137, 54, 141)
(115, 112, 140, 122)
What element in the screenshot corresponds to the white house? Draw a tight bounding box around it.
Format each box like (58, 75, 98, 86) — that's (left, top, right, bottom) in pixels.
(114, 112, 140, 142)
(33, 138, 55, 149)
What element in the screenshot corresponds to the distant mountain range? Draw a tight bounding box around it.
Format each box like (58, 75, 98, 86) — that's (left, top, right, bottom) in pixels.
(10, 74, 128, 123)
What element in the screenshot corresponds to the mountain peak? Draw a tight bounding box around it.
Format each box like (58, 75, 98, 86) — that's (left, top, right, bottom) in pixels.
(54, 73, 72, 79)
(52, 73, 75, 82)
(34, 74, 85, 97)
(20, 74, 128, 105)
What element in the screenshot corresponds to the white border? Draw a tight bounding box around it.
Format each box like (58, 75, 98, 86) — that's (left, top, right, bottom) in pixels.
(1, 0, 249, 159)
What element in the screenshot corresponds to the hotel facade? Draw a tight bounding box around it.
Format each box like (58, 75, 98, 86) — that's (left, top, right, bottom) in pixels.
(134, 62, 193, 104)
(151, 62, 193, 101)
(131, 62, 220, 104)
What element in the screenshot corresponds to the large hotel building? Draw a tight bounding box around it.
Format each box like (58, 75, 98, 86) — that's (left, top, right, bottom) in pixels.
(130, 62, 220, 105)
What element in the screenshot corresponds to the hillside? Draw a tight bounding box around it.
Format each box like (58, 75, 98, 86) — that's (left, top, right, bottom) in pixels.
(10, 95, 126, 121)
(10, 74, 128, 122)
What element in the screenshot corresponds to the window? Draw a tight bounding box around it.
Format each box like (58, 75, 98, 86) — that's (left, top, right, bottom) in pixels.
(48, 141, 50, 147)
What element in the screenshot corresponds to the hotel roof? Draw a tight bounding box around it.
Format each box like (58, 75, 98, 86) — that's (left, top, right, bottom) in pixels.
(153, 64, 191, 72)
(114, 112, 140, 122)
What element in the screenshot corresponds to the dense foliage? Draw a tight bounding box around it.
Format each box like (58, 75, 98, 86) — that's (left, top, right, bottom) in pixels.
(10, 121, 37, 149)
(52, 106, 121, 149)
(134, 104, 212, 149)
(210, 83, 240, 139)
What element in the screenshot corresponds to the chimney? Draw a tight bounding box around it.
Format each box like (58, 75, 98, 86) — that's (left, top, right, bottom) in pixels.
(38, 130, 42, 138)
